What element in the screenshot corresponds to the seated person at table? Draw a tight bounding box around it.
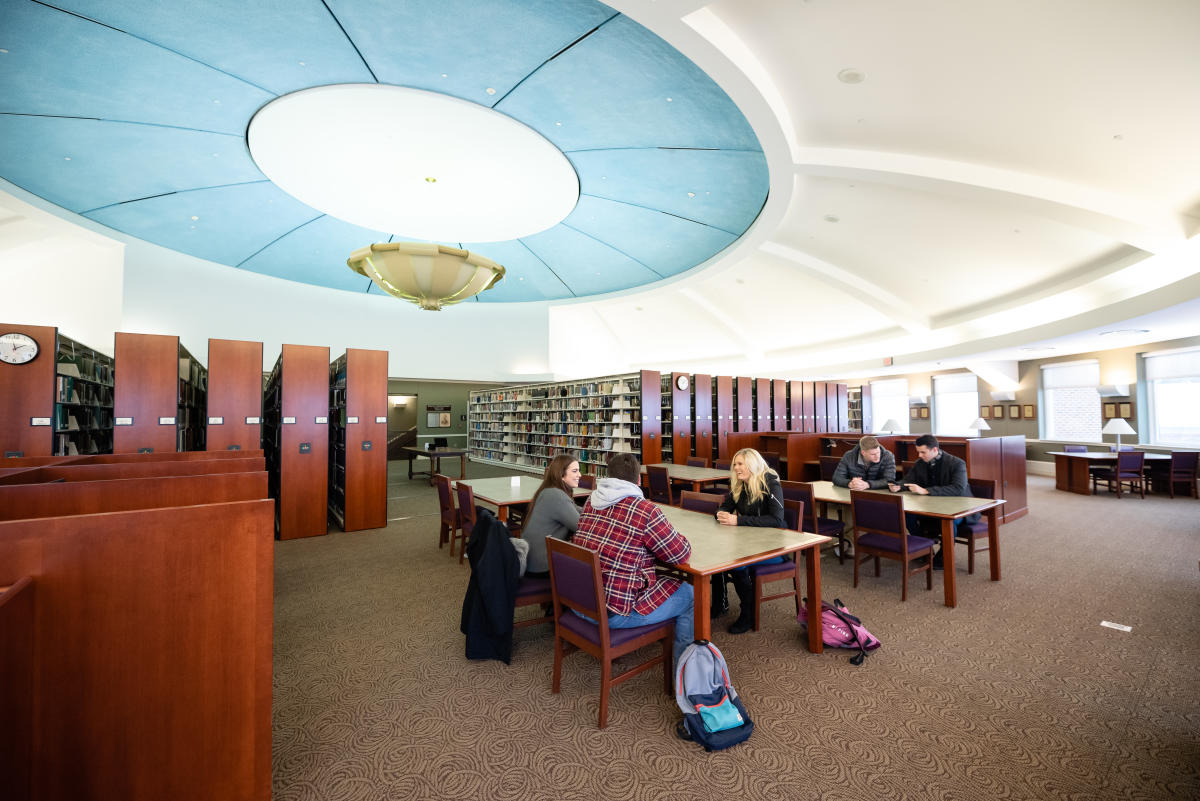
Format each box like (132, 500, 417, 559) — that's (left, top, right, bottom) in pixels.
(832, 435, 897, 490)
(574, 453, 694, 667)
(520, 453, 582, 578)
(714, 448, 787, 635)
(887, 434, 977, 571)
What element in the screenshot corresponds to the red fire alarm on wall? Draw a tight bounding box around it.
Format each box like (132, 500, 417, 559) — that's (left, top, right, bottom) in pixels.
(883, 357, 893, 366)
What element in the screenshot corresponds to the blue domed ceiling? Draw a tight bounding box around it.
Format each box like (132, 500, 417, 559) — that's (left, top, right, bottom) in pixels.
(0, 0, 768, 301)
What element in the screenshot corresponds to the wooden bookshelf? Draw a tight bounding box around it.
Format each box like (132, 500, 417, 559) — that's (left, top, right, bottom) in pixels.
(54, 333, 115, 457)
(468, 373, 641, 477)
(640, 369, 663, 465)
(113, 333, 206, 454)
(658, 373, 673, 464)
(694, 373, 713, 464)
(670, 372, 691, 464)
(263, 344, 330, 539)
(736, 376, 753, 432)
(715, 375, 733, 459)
(328, 348, 387, 532)
(176, 343, 207, 451)
(772, 379, 788, 430)
(206, 338, 263, 452)
(1, 324, 74, 458)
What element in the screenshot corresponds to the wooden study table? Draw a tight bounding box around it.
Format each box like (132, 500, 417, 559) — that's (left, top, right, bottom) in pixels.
(809, 481, 1005, 609)
(641, 463, 730, 492)
(1046, 451, 1170, 495)
(401, 446, 467, 485)
(455, 475, 589, 523)
(655, 504, 831, 652)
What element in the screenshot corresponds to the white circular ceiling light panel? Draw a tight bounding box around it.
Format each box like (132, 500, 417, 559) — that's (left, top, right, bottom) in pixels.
(248, 84, 579, 243)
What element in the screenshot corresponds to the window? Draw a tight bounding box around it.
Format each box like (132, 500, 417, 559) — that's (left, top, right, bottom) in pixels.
(1041, 360, 1100, 441)
(1145, 347, 1200, 446)
(932, 373, 979, 437)
(870, 378, 909, 434)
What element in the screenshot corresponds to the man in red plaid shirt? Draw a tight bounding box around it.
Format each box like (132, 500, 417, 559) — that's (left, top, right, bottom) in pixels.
(574, 453, 694, 666)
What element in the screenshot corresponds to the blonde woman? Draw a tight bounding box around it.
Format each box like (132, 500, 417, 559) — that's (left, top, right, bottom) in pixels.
(714, 448, 786, 634)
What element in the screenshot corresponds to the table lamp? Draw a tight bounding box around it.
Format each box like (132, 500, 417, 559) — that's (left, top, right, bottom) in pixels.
(878, 419, 901, 435)
(967, 417, 991, 437)
(1101, 417, 1136, 450)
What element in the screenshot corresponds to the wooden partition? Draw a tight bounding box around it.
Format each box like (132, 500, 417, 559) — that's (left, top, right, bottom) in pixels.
(207, 338, 263, 452)
(735, 376, 753, 432)
(113, 332, 179, 454)
(715, 375, 733, 460)
(0, 471, 268, 521)
(0, 500, 273, 801)
(0, 324, 57, 458)
(693, 374, 713, 464)
(639, 369, 662, 464)
(772, 380, 787, 430)
(754, 378, 770, 431)
(0, 457, 264, 486)
(836, 384, 849, 431)
(789, 380, 805, 432)
(264, 344, 330, 539)
(1, 576, 34, 800)
(670, 372, 691, 464)
(891, 434, 1028, 522)
(329, 348, 388, 532)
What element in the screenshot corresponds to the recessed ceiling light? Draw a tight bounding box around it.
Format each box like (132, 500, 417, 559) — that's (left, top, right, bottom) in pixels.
(485, 87, 496, 95)
(837, 68, 865, 84)
(687, 192, 695, 198)
(1112, 134, 1124, 141)
(425, 177, 437, 183)
(635, 306, 644, 311)
(299, 61, 306, 67)
(823, 214, 839, 223)
(0, 49, 9, 54)
(1099, 329, 1149, 336)
(555, 121, 562, 126)
(441, 73, 448, 78)
(212, 99, 220, 104)
(190, 215, 199, 221)
(735, 278, 745, 285)
(63, 156, 71, 161)
(666, 97, 673, 102)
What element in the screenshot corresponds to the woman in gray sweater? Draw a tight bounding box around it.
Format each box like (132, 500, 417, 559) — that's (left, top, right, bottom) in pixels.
(521, 453, 582, 577)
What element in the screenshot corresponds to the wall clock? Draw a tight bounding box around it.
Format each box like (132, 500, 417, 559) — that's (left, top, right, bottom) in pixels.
(0, 332, 39, 365)
(675, 374, 690, 391)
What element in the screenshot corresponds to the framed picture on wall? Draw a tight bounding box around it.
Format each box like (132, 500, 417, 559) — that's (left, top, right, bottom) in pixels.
(992, 404, 1004, 418)
(1022, 404, 1035, 419)
(910, 407, 920, 420)
(1119, 402, 1132, 418)
(1008, 405, 1021, 419)
(919, 407, 929, 419)
(980, 406, 991, 419)
(1103, 402, 1116, 418)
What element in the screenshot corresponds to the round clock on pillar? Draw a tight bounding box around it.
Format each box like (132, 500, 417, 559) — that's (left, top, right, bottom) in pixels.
(0, 332, 39, 364)
(675, 374, 690, 391)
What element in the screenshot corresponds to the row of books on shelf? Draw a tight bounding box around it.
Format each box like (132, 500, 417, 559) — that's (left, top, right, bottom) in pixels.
(471, 421, 639, 435)
(178, 378, 205, 406)
(55, 405, 113, 432)
(57, 375, 114, 407)
(178, 357, 207, 388)
(54, 430, 110, 456)
(57, 352, 113, 385)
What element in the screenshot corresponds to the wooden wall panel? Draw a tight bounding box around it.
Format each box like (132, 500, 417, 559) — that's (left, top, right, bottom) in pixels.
(693, 374, 713, 464)
(1000, 435, 1029, 523)
(0, 576, 34, 801)
(113, 332, 179, 454)
(785, 433, 824, 481)
(670, 372, 691, 464)
(813, 382, 828, 433)
(735, 377, 753, 433)
(715, 376, 734, 459)
(280, 344, 330, 539)
(0, 457, 264, 486)
(0, 324, 57, 458)
(755, 378, 771, 431)
(861, 384, 873, 434)
(207, 339, 263, 452)
(773, 380, 787, 431)
(343, 349, 388, 531)
(837, 384, 849, 431)
(0, 472, 267, 521)
(801, 382, 816, 433)
(0, 500, 273, 801)
(789, 380, 804, 432)
(639, 370, 662, 465)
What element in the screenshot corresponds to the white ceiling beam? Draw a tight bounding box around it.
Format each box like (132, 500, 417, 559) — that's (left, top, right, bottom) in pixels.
(677, 287, 764, 361)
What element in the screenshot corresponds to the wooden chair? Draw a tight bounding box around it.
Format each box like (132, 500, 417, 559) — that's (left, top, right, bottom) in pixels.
(686, 456, 711, 468)
(575, 474, 596, 507)
(546, 538, 674, 729)
(763, 451, 782, 472)
(434, 474, 459, 554)
(646, 465, 673, 505)
(953, 478, 996, 575)
(714, 458, 732, 471)
(679, 490, 723, 515)
(454, 481, 477, 564)
(1164, 451, 1199, 499)
(514, 576, 554, 630)
(1062, 444, 1088, 453)
(1091, 451, 1146, 498)
(850, 489, 934, 601)
(749, 499, 804, 631)
(819, 455, 840, 482)
(781, 480, 847, 562)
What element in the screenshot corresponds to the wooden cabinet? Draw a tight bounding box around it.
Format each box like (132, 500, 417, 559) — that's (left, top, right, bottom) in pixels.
(693, 373, 713, 464)
(735, 376, 753, 432)
(205, 338, 262, 452)
(328, 349, 387, 532)
(755, 378, 771, 431)
(671, 372, 691, 464)
(113, 333, 180, 454)
(892, 435, 1028, 523)
(640, 369, 662, 465)
(263, 344, 329, 539)
(1, 324, 59, 458)
(715, 375, 734, 459)
(772, 380, 787, 430)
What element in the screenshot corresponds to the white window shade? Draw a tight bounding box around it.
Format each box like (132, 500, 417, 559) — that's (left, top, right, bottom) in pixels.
(1041, 360, 1100, 389)
(1145, 348, 1200, 380)
(933, 373, 978, 393)
(932, 373, 979, 436)
(870, 378, 909, 434)
(1042, 360, 1100, 441)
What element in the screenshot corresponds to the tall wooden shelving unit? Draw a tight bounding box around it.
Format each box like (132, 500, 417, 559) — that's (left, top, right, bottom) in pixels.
(263, 344, 329, 539)
(715, 375, 734, 460)
(328, 348, 387, 532)
(468, 373, 642, 477)
(206, 338, 263, 452)
(640, 369, 663, 465)
(113, 333, 205, 454)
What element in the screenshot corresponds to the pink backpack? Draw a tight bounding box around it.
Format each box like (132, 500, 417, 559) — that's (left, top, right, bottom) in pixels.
(798, 598, 881, 665)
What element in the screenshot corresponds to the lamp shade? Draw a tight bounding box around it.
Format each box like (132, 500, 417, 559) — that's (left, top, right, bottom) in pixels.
(1101, 417, 1137, 436)
(968, 417, 991, 432)
(878, 419, 902, 433)
(347, 242, 505, 310)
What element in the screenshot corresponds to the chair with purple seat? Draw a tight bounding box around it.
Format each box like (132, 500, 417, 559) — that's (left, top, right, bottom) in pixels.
(781, 480, 847, 563)
(819, 455, 840, 482)
(513, 576, 553, 630)
(679, 490, 723, 515)
(1062, 444, 1088, 453)
(1163, 451, 1199, 499)
(574, 473, 596, 507)
(545, 538, 674, 729)
(1091, 451, 1146, 498)
(434, 473, 460, 555)
(850, 489, 934, 601)
(646, 465, 674, 505)
(686, 456, 711, 468)
(953, 478, 996, 575)
(454, 481, 477, 565)
(714, 458, 732, 471)
(749, 499, 805, 631)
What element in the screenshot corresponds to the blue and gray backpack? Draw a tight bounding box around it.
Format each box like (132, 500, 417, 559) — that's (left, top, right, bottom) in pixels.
(674, 640, 753, 751)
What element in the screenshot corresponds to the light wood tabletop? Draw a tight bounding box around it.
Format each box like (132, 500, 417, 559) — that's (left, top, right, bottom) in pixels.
(641, 463, 730, 492)
(456, 475, 589, 522)
(1045, 451, 1169, 496)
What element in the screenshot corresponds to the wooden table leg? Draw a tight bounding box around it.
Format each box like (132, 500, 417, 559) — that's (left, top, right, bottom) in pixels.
(693, 573, 712, 641)
(459, 455, 466, 480)
(408, 458, 414, 480)
(429, 456, 439, 486)
(803, 546, 823, 654)
(987, 507, 1001, 581)
(495, 505, 508, 524)
(941, 518, 957, 608)
(1053, 454, 1069, 492)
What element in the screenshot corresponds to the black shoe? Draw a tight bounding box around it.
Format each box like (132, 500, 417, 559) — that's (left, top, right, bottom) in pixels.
(710, 601, 730, 619)
(728, 613, 754, 635)
(931, 550, 944, 571)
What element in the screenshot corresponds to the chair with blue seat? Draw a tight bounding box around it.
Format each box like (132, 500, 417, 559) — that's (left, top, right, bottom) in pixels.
(781, 480, 848, 563)
(749, 498, 805, 631)
(850, 489, 934, 601)
(679, 490, 723, 515)
(953, 478, 996, 575)
(545, 538, 675, 729)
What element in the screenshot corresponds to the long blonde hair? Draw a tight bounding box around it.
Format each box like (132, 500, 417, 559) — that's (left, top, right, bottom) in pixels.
(730, 448, 778, 506)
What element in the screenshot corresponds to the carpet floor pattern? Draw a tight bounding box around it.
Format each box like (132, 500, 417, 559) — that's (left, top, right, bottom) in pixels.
(272, 463, 1199, 801)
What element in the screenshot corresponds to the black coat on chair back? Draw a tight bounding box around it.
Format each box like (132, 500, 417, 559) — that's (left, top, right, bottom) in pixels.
(460, 509, 520, 663)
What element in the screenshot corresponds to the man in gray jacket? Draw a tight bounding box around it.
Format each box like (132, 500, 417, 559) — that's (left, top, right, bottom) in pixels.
(832, 435, 897, 490)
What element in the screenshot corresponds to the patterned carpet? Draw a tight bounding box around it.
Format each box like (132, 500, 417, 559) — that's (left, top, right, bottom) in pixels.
(272, 462, 1200, 801)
